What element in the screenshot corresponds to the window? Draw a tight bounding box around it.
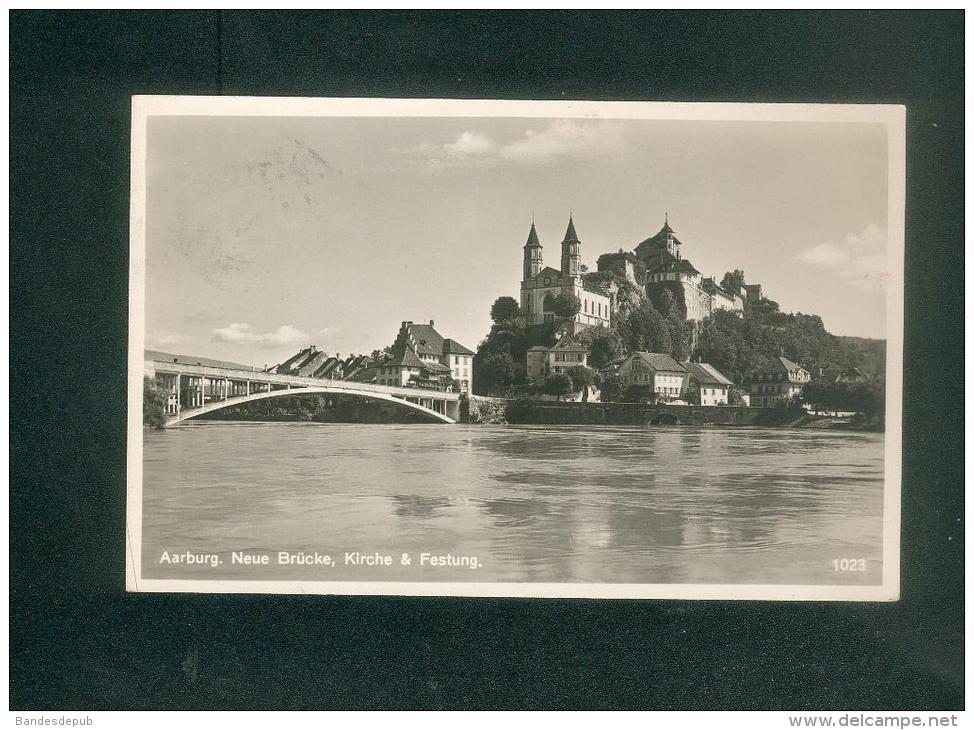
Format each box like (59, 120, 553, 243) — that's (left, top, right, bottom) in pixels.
(454, 355, 459, 365)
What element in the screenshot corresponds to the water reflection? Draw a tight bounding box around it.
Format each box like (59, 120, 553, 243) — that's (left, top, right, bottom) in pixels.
(142, 422, 885, 585)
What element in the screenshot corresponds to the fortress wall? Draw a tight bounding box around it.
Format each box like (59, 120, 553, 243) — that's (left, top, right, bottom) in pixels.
(683, 284, 714, 322)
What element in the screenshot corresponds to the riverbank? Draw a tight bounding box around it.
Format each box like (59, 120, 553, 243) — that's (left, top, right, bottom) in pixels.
(463, 397, 883, 431)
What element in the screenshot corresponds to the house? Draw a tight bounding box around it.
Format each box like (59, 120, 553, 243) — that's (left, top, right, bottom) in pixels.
(376, 345, 454, 390)
(270, 345, 320, 375)
(749, 356, 810, 408)
(384, 320, 475, 393)
(525, 333, 588, 380)
(617, 352, 688, 401)
(683, 362, 734, 406)
(816, 365, 870, 384)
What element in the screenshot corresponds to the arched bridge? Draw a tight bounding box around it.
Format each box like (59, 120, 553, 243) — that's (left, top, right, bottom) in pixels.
(146, 359, 460, 425)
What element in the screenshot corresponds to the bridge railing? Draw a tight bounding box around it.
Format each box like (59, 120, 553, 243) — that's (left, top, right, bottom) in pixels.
(145, 360, 460, 401)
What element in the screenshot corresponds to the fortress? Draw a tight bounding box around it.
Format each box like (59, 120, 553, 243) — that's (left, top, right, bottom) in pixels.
(518, 214, 762, 329)
(597, 215, 762, 321)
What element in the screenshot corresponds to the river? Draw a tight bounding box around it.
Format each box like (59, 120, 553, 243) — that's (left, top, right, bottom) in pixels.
(141, 422, 885, 586)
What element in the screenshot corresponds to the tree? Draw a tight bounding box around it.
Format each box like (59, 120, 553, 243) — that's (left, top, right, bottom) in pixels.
(721, 269, 746, 292)
(598, 372, 624, 402)
(566, 365, 595, 400)
(618, 300, 671, 354)
(586, 329, 623, 369)
(490, 296, 521, 324)
(623, 384, 658, 403)
(143, 377, 168, 430)
(482, 352, 516, 391)
(543, 372, 574, 400)
(551, 292, 581, 319)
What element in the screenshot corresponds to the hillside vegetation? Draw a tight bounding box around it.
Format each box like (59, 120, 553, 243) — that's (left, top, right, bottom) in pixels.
(474, 271, 885, 395)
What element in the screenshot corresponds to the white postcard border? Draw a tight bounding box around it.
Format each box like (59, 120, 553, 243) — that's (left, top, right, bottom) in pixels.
(126, 96, 905, 601)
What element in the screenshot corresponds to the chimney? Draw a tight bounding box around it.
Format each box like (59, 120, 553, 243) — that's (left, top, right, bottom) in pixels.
(429, 320, 435, 327)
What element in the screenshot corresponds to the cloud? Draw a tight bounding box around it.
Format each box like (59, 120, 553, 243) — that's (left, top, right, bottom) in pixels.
(500, 120, 625, 164)
(147, 331, 193, 348)
(212, 322, 309, 348)
(798, 224, 889, 289)
(800, 241, 850, 267)
(443, 131, 496, 157)
(406, 120, 625, 169)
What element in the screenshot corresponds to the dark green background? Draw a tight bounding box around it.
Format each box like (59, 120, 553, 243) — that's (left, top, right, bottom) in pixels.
(10, 11, 964, 709)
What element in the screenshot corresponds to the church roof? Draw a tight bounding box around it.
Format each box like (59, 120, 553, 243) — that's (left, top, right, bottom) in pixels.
(524, 222, 542, 248)
(562, 216, 579, 243)
(534, 266, 563, 282)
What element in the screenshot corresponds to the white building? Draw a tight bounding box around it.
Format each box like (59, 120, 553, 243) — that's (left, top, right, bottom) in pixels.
(617, 352, 688, 400)
(380, 320, 475, 392)
(526, 333, 589, 380)
(683, 362, 734, 406)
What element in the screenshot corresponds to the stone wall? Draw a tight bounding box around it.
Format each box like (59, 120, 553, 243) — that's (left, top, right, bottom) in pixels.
(504, 400, 803, 427)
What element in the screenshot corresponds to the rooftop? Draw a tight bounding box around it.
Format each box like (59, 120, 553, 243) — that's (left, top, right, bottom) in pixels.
(631, 352, 687, 372)
(647, 257, 700, 276)
(442, 338, 475, 356)
(684, 361, 734, 386)
(562, 216, 579, 243)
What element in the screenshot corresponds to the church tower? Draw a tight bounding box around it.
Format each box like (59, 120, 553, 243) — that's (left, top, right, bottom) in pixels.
(522, 221, 543, 281)
(560, 215, 582, 279)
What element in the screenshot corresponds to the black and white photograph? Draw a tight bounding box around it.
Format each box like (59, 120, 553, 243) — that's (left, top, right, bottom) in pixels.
(128, 97, 904, 600)
(13, 8, 964, 717)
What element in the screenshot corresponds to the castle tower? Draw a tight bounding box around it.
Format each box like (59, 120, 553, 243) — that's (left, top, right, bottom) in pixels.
(522, 221, 543, 281)
(661, 212, 680, 260)
(560, 215, 581, 279)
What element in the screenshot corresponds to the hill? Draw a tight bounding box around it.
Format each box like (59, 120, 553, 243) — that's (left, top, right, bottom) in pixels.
(144, 349, 259, 372)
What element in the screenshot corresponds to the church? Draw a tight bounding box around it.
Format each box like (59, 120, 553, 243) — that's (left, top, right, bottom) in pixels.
(519, 216, 612, 330)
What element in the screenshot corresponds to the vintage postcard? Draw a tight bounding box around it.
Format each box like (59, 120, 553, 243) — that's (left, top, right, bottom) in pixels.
(127, 97, 904, 600)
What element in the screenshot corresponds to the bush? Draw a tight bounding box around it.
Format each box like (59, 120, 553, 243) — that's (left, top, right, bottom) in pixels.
(543, 372, 574, 400)
(599, 373, 624, 402)
(143, 376, 168, 429)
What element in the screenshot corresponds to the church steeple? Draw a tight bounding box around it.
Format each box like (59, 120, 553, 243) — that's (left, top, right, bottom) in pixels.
(560, 214, 581, 278)
(522, 221, 543, 281)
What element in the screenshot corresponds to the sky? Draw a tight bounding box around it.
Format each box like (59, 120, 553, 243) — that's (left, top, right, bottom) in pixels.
(144, 114, 890, 368)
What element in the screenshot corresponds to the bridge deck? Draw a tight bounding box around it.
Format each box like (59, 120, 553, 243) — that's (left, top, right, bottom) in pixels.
(147, 359, 460, 401)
